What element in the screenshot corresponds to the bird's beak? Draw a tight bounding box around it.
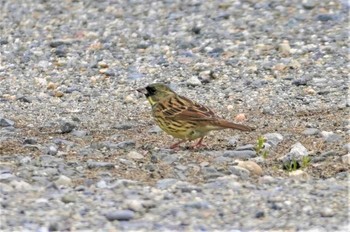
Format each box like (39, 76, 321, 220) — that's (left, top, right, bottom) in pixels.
(136, 87, 147, 95)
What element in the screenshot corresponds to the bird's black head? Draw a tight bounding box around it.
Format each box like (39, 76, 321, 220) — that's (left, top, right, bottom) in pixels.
(145, 85, 156, 97)
(138, 83, 175, 106)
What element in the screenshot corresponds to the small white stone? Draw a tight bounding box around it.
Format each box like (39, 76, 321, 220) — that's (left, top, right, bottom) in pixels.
(124, 94, 136, 104)
(54, 175, 72, 187)
(341, 154, 350, 165)
(127, 151, 144, 160)
(289, 170, 309, 181)
(10, 180, 32, 191)
(187, 76, 202, 86)
(236, 160, 263, 176)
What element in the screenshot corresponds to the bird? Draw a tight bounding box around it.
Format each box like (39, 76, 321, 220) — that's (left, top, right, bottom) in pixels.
(138, 83, 253, 149)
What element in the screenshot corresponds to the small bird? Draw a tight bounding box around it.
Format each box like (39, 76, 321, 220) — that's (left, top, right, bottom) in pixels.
(138, 83, 253, 149)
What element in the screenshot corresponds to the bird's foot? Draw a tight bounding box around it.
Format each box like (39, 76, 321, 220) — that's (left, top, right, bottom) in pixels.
(190, 137, 207, 149)
(170, 140, 186, 149)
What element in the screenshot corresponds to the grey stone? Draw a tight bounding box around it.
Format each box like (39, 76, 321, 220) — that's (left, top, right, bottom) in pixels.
(0, 173, 15, 181)
(23, 138, 37, 144)
(47, 145, 58, 156)
(60, 121, 76, 133)
(228, 166, 250, 179)
(96, 180, 108, 188)
(343, 143, 350, 152)
(341, 154, 350, 165)
(223, 150, 257, 159)
(320, 207, 335, 217)
(235, 144, 255, 151)
(71, 130, 88, 137)
(113, 140, 136, 149)
(127, 151, 144, 160)
(54, 175, 72, 187)
(302, 128, 320, 135)
(0, 118, 15, 127)
(40, 155, 63, 167)
(105, 210, 135, 221)
(19, 156, 32, 165)
(148, 125, 163, 134)
(302, 0, 316, 10)
(156, 178, 179, 189)
(320, 131, 342, 143)
(201, 166, 223, 179)
(227, 136, 239, 146)
(61, 193, 77, 203)
(87, 160, 115, 169)
(113, 123, 133, 130)
(187, 76, 202, 86)
(316, 14, 336, 22)
(264, 133, 284, 146)
(34, 167, 58, 176)
(280, 142, 308, 165)
(10, 180, 33, 191)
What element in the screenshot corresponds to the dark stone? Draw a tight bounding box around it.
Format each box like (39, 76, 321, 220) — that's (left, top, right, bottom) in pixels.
(105, 210, 135, 221)
(23, 138, 37, 145)
(60, 122, 76, 133)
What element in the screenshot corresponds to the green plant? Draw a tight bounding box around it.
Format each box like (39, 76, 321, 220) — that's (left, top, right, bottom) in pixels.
(301, 156, 311, 169)
(256, 136, 269, 159)
(285, 158, 299, 172)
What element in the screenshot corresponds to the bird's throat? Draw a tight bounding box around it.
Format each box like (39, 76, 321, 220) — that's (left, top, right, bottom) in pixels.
(147, 96, 157, 106)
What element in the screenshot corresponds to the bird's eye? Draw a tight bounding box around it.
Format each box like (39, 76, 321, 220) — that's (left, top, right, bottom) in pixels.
(146, 86, 156, 96)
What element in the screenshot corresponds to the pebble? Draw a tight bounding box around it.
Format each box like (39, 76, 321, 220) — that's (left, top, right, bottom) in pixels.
(302, 128, 320, 136)
(228, 166, 250, 179)
(302, 0, 316, 10)
(343, 144, 350, 152)
(223, 150, 256, 159)
(87, 160, 115, 169)
(236, 160, 263, 176)
(259, 175, 277, 184)
(201, 167, 223, 179)
(320, 207, 335, 217)
(235, 144, 255, 151)
(263, 133, 284, 146)
(281, 142, 308, 165)
(278, 41, 291, 56)
(127, 151, 144, 160)
(60, 121, 76, 133)
(0, 118, 15, 127)
(71, 130, 89, 137)
(227, 136, 239, 146)
(186, 76, 202, 86)
(105, 210, 135, 221)
(113, 123, 133, 130)
(341, 154, 350, 165)
(23, 138, 37, 145)
(289, 170, 310, 181)
(47, 145, 58, 156)
(61, 193, 77, 203)
(17, 96, 32, 103)
(320, 131, 342, 143)
(54, 175, 72, 187)
(156, 178, 179, 189)
(10, 180, 33, 191)
(115, 140, 136, 149)
(148, 126, 163, 134)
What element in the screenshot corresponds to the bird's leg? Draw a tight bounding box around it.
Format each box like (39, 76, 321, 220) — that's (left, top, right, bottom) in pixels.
(170, 140, 186, 149)
(190, 137, 206, 149)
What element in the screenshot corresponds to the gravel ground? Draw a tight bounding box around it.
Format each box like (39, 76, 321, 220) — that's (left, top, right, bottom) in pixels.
(0, 0, 349, 231)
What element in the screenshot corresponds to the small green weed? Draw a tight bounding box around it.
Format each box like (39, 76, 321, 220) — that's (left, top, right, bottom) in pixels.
(256, 136, 269, 159)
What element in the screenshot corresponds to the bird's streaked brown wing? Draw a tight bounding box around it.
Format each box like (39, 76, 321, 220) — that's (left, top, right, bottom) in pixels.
(158, 95, 217, 121)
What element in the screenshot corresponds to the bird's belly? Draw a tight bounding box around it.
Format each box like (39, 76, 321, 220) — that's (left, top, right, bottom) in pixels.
(155, 119, 206, 140)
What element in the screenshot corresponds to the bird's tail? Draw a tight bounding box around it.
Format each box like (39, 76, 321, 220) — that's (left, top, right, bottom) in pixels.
(215, 119, 254, 131)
